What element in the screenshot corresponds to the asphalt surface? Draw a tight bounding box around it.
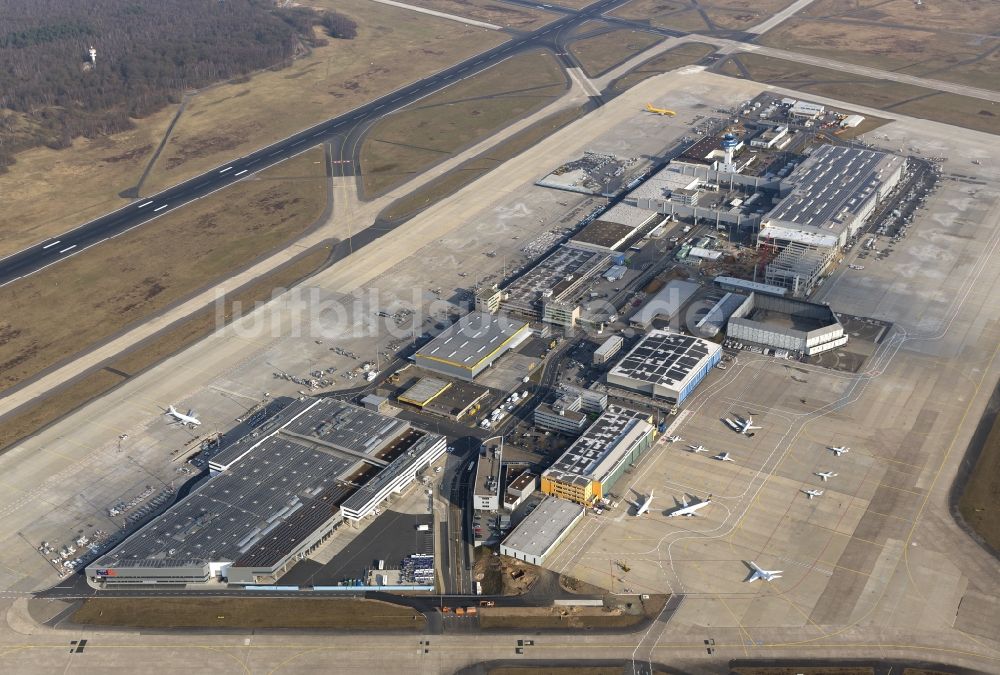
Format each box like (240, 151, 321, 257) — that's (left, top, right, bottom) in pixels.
(0, 0, 680, 289)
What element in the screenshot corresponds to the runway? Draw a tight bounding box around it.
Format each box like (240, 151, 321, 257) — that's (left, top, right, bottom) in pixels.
(0, 0, 680, 289)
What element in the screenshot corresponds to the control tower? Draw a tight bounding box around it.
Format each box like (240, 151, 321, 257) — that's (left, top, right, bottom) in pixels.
(720, 132, 739, 173)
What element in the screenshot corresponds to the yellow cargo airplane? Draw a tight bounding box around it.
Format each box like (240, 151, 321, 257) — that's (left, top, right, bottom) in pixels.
(645, 103, 676, 116)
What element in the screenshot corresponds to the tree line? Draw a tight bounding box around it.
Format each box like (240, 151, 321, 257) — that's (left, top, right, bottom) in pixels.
(0, 0, 357, 172)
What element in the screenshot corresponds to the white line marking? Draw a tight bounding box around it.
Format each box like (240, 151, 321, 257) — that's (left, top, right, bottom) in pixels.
(219, 166, 233, 173)
(291, 140, 304, 147)
(270, 150, 282, 157)
(0, 276, 23, 288)
(312, 131, 323, 137)
(42, 240, 61, 249)
(59, 245, 77, 254)
(234, 169, 248, 176)
(153, 204, 168, 212)
(137, 201, 153, 208)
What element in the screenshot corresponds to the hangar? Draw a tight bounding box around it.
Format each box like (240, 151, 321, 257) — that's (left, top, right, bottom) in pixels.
(86, 398, 445, 587)
(606, 330, 721, 404)
(500, 496, 585, 566)
(414, 313, 531, 381)
(727, 292, 847, 356)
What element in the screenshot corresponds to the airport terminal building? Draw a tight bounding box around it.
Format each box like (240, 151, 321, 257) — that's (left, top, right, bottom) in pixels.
(86, 398, 445, 587)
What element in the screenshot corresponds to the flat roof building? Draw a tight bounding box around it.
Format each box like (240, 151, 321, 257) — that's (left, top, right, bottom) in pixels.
(398, 377, 452, 407)
(414, 313, 531, 381)
(473, 441, 504, 512)
(534, 396, 589, 436)
(569, 219, 638, 253)
(714, 275, 787, 297)
(88, 398, 445, 587)
(594, 334, 624, 364)
(629, 279, 700, 330)
(503, 471, 538, 512)
(541, 405, 655, 505)
(607, 330, 722, 405)
(765, 145, 904, 246)
(500, 245, 609, 323)
(500, 496, 585, 566)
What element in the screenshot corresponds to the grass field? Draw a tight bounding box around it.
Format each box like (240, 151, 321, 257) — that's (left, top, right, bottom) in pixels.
(718, 53, 1000, 136)
(609, 42, 716, 94)
(802, 0, 1000, 34)
(0, 245, 331, 453)
(959, 404, 1000, 553)
(612, 0, 794, 32)
(0, 0, 500, 258)
(568, 29, 662, 78)
(0, 105, 178, 258)
(758, 17, 1000, 92)
(360, 49, 568, 198)
(0, 148, 328, 394)
(72, 597, 425, 630)
(403, 0, 558, 29)
(138, 0, 506, 194)
(379, 104, 590, 222)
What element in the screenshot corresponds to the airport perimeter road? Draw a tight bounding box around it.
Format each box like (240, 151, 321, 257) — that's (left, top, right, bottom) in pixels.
(0, 0, 669, 289)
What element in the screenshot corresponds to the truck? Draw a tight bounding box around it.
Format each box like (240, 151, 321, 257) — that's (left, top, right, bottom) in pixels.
(682, 225, 692, 233)
(416, 524, 430, 532)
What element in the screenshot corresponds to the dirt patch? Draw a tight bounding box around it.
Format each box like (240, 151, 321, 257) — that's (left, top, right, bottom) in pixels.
(478, 594, 666, 630)
(568, 28, 662, 78)
(360, 48, 568, 198)
(71, 597, 425, 630)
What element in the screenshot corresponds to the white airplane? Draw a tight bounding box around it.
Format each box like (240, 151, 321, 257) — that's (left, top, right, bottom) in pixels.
(746, 561, 782, 583)
(688, 444, 709, 453)
(631, 490, 655, 517)
(725, 414, 761, 435)
(802, 489, 824, 499)
(665, 435, 683, 443)
(166, 406, 201, 427)
(713, 452, 735, 462)
(668, 495, 712, 517)
(829, 446, 850, 456)
(815, 471, 838, 482)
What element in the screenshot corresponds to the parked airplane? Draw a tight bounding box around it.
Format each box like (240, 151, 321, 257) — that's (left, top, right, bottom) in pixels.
(667, 495, 712, 517)
(746, 561, 782, 582)
(665, 435, 683, 443)
(644, 103, 676, 116)
(713, 452, 735, 462)
(802, 489, 824, 499)
(829, 446, 850, 456)
(166, 406, 201, 427)
(631, 490, 655, 517)
(815, 471, 838, 481)
(689, 444, 709, 453)
(725, 414, 761, 435)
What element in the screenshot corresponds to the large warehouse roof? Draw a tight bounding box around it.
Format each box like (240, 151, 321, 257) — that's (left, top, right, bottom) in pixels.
(501, 496, 584, 561)
(415, 313, 528, 369)
(608, 330, 720, 391)
(768, 145, 903, 235)
(629, 279, 700, 328)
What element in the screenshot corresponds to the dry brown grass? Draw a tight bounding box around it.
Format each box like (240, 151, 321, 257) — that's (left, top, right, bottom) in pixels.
(612, 0, 793, 32)
(379, 104, 590, 222)
(0, 148, 328, 393)
(360, 49, 568, 197)
(140, 0, 507, 194)
(803, 0, 1000, 34)
(72, 597, 425, 630)
(0, 105, 178, 257)
(550, 0, 600, 8)
(719, 53, 1000, 136)
(0, 245, 330, 453)
(610, 42, 716, 93)
(403, 0, 558, 29)
(759, 17, 1000, 91)
(568, 29, 662, 78)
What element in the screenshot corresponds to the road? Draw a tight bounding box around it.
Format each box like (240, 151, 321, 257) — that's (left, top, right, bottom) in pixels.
(0, 0, 667, 289)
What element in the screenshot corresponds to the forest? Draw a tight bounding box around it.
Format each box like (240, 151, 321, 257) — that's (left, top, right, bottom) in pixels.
(0, 0, 356, 171)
